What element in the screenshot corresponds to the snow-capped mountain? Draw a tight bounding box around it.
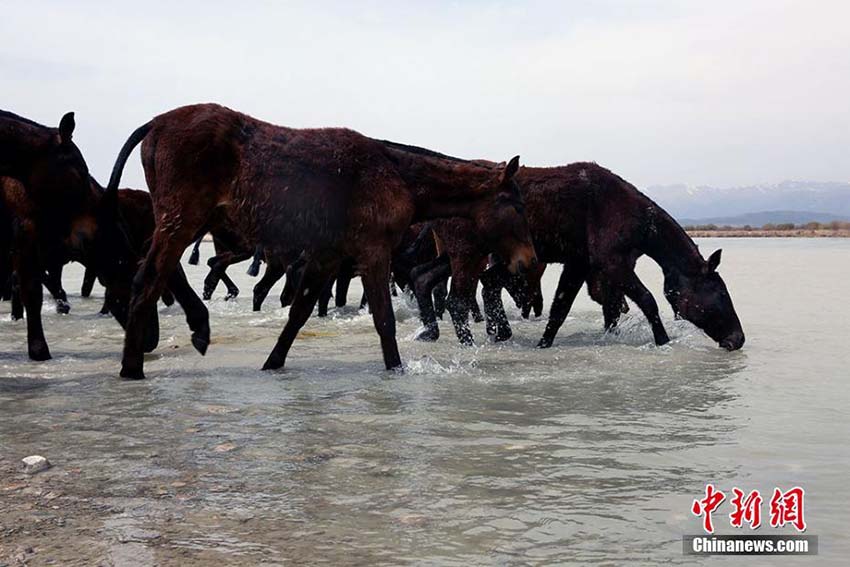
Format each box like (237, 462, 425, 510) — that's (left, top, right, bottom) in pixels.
(643, 181, 850, 223)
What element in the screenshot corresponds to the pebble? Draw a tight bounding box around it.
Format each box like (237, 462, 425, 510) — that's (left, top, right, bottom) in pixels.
(21, 455, 51, 474)
(213, 442, 237, 453)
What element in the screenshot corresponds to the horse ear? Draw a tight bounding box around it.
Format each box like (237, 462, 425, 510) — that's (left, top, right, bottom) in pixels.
(59, 112, 75, 144)
(707, 249, 722, 272)
(501, 155, 520, 182)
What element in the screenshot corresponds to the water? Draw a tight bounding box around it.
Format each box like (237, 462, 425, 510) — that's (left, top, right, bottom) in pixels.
(1, 238, 848, 565)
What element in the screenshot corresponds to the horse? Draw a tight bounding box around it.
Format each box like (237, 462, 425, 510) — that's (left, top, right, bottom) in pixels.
(408, 162, 745, 351)
(106, 103, 536, 379)
(0, 173, 197, 351)
(1, 198, 72, 316)
(0, 110, 93, 360)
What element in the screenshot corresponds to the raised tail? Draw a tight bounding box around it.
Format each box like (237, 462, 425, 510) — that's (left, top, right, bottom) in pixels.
(107, 121, 153, 193)
(402, 222, 435, 259)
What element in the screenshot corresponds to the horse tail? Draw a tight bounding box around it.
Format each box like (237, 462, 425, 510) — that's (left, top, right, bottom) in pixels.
(402, 222, 435, 259)
(107, 121, 152, 193)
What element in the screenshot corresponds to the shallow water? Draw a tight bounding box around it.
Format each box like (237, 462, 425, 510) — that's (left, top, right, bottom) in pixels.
(1, 238, 848, 565)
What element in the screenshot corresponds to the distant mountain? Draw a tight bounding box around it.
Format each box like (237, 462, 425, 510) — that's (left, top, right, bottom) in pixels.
(643, 181, 850, 222)
(678, 210, 850, 227)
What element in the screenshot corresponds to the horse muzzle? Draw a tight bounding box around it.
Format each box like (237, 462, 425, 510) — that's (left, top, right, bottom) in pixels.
(508, 247, 538, 275)
(719, 331, 745, 351)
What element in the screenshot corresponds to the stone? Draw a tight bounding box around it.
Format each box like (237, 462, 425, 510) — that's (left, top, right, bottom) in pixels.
(21, 455, 51, 474)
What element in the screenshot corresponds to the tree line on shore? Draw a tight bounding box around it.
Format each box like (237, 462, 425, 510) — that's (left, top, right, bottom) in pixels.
(683, 220, 850, 232)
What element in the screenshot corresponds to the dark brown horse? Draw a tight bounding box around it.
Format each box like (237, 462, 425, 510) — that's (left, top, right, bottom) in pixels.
(107, 103, 536, 379)
(0, 196, 71, 317)
(410, 162, 744, 350)
(0, 110, 92, 359)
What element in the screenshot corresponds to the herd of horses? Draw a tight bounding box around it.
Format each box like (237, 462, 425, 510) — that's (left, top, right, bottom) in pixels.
(1, 104, 745, 380)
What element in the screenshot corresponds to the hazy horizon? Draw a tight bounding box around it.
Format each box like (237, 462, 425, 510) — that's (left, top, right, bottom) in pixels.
(3, 1, 849, 191)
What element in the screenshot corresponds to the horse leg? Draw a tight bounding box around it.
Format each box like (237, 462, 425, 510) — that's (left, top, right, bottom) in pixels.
(361, 257, 402, 370)
(12, 224, 50, 360)
(280, 256, 305, 308)
(99, 288, 111, 315)
(317, 280, 333, 317)
(220, 271, 240, 300)
(202, 264, 221, 300)
(469, 282, 484, 323)
(619, 271, 670, 346)
(10, 273, 23, 320)
(443, 253, 487, 346)
(529, 263, 546, 318)
(538, 266, 586, 348)
(411, 255, 451, 342)
(532, 286, 544, 318)
(167, 263, 210, 355)
(335, 260, 354, 308)
(481, 263, 513, 341)
(433, 279, 448, 319)
(43, 265, 70, 315)
(0, 253, 11, 301)
(246, 245, 263, 277)
(188, 236, 203, 265)
(253, 260, 285, 311)
(120, 226, 195, 380)
(81, 265, 97, 297)
(262, 257, 338, 371)
(445, 270, 480, 347)
(602, 290, 623, 332)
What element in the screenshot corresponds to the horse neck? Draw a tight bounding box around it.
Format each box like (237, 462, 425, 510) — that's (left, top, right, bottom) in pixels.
(391, 152, 494, 221)
(641, 203, 704, 275)
(0, 121, 41, 178)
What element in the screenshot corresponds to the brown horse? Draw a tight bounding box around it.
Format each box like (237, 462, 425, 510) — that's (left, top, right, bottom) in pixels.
(410, 162, 745, 350)
(106, 103, 536, 379)
(2, 171, 204, 358)
(0, 110, 92, 359)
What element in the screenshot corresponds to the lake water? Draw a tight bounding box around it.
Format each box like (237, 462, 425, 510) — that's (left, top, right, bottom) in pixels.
(1, 238, 848, 565)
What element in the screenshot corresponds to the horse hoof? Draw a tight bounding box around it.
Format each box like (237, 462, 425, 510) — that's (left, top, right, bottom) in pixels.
(28, 342, 51, 361)
(120, 365, 146, 380)
(56, 300, 71, 315)
(494, 326, 512, 342)
(261, 354, 285, 371)
(536, 337, 553, 349)
(655, 335, 671, 347)
(191, 331, 210, 355)
(224, 291, 239, 301)
(252, 303, 262, 312)
(415, 326, 439, 342)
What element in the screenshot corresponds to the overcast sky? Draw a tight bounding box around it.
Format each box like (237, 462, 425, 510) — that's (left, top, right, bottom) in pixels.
(3, 0, 849, 190)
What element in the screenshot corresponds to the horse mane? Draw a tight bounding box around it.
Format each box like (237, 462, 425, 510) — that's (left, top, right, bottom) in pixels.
(377, 139, 471, 164)
(635, 182, 706, 273)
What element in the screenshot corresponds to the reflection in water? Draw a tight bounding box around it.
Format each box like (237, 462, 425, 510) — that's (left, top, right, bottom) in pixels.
(3, 239, 847, 564)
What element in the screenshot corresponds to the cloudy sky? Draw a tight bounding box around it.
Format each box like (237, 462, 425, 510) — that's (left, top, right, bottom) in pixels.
(3, 0, 848, 190)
